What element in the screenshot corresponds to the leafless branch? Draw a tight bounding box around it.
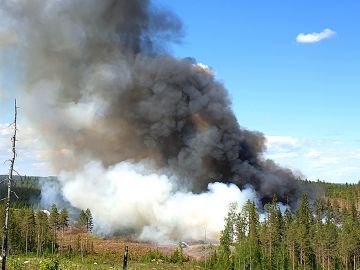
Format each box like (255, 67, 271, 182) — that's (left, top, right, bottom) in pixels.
(12, 169, 21, 177)
(11, 191, 19, 199)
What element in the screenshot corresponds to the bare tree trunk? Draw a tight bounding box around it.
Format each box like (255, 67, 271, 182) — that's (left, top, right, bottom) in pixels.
(354, 255, 356, 270)
(51, 226, 56, 254)
(36, 230, 40, 257)
(292, 242, 295, 270)
(40, 226, 44, 256)
(269, 239, 272, 267)
(1, 100, 18, 270)
(25, 226, 28, 256)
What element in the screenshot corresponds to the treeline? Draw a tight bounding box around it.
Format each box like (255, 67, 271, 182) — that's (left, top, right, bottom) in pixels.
(301, 179, 360, 202)
(0, 175, 40, 189)
(0, 176, 41, 207)
(210, 194, 360, 270)
(324, 182, 360, 202)
(0, 203, 93, 256)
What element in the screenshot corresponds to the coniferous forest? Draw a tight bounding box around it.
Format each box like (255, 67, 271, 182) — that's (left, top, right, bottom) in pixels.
(0, 176, 360, 269)
(213, 190, 360, 270)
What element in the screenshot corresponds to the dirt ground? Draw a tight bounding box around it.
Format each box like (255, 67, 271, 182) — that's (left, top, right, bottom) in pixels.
(61, 228, 214, 261)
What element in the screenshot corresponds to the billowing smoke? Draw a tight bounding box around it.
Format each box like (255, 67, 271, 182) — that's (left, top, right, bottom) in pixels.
(1, 0, 310, 241)
(60, 160, 257, 242)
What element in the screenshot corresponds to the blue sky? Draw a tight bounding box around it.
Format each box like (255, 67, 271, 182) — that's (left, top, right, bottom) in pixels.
(1, 1, 360, 182)
(161, 0, 360, 183)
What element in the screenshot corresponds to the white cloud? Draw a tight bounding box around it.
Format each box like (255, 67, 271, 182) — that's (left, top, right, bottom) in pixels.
(266, 135, 299, 148)
(0, 122, 51, 176)
(315, 157, 340, 166)
(266, 152, 298, 159)
(265, 135, 360, 183)
(296, 28, 336, 43)
(306, 150, 320, 158)
(265, 136, 299, 156)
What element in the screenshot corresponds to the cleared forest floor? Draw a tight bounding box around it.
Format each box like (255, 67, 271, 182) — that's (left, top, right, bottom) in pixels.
(6, 228, 211, 270)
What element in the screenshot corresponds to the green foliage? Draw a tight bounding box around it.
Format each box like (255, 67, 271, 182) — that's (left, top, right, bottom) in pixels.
(169, 246, 188, 263)
(85, 208, 93, 232)
(79, 208, 93, 232)
(141, 247, 189, 264)
(219, 202, 237, 254)
(3, 176, 360, 270)
(7, 258, 22, 270)
(213, 192, 360, 270)
(39, 258, 59, 270)
(142, 249, 167, 263)
(59, 208, 69, 232)
(49, 204, 59, 228)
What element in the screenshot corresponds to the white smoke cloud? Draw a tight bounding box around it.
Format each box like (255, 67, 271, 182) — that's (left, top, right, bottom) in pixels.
(296, 28, 336, 43)
(58, 160, 257, 243)
(0, 30, 17, 48)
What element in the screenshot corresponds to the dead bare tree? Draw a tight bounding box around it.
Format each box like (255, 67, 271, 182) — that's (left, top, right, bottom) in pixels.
(1, 100, 18, 270)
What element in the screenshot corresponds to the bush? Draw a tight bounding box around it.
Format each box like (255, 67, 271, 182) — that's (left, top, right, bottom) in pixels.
(8, 258, 22, 270)
(39, 258, 59, 270)
(169, 246, 188, 263)
(141, 249, 167, 263)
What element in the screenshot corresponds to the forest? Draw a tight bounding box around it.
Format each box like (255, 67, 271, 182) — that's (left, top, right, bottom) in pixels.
(0, 176, 359, 269)
(214, 191, 360, 270)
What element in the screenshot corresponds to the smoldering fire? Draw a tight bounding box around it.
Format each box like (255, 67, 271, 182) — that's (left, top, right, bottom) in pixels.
(1, 0, 314, 241)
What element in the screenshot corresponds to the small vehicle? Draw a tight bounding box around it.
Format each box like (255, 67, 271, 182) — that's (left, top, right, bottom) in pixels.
(180, 241, 189, 248)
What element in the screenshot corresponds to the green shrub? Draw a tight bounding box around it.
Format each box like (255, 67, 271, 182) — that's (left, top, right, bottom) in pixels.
(169, 246, 188, 263)
(141, 249, 167, 263)
(39, 258, 59, 270)
(8, 259, 23, 270)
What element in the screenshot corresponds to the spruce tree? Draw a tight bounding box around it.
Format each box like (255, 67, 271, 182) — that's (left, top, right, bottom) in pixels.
(220, 203, 237, 254)
(79, 210, 88, 231)
(49, 204, 59, 254)
(59, 208, 69, 235)
(85, 208, 93, 232)
(245, 201, 262, 270)
(295, 193, 314, 270)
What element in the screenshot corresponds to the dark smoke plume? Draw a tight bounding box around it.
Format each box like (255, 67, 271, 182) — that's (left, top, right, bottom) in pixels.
(1, 0, 311, 208)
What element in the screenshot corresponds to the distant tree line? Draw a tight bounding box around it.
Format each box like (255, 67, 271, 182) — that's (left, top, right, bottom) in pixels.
(0, 177, 41, 208)
(210, 194, 360, 270)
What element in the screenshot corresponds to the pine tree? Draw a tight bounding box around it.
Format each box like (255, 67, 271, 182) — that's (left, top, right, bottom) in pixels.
(234, 209, 247, 269)
(295, 193, 314, 270)
(220, 202, 237, 254)
(245, 200, 262, 270)
(79, 210, 87, 231)
(59, 208, 69, 235)
(59, 208, 69, 254)
(338, 200, 360, 270)
(79, 209, 94, 232)
(261, 196, 283, 269)
(35, 210, 50, 256)
(323, 206, 338, 270)
(311, 198, 325, 269)
(22, 208, 36, 255)
(49, 204, 59, 254)
(85, 208, 93, 232)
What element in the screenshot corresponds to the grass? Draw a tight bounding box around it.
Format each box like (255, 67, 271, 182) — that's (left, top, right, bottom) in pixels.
(7, 255, 205, 270)
(5, 230, 207, 269)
